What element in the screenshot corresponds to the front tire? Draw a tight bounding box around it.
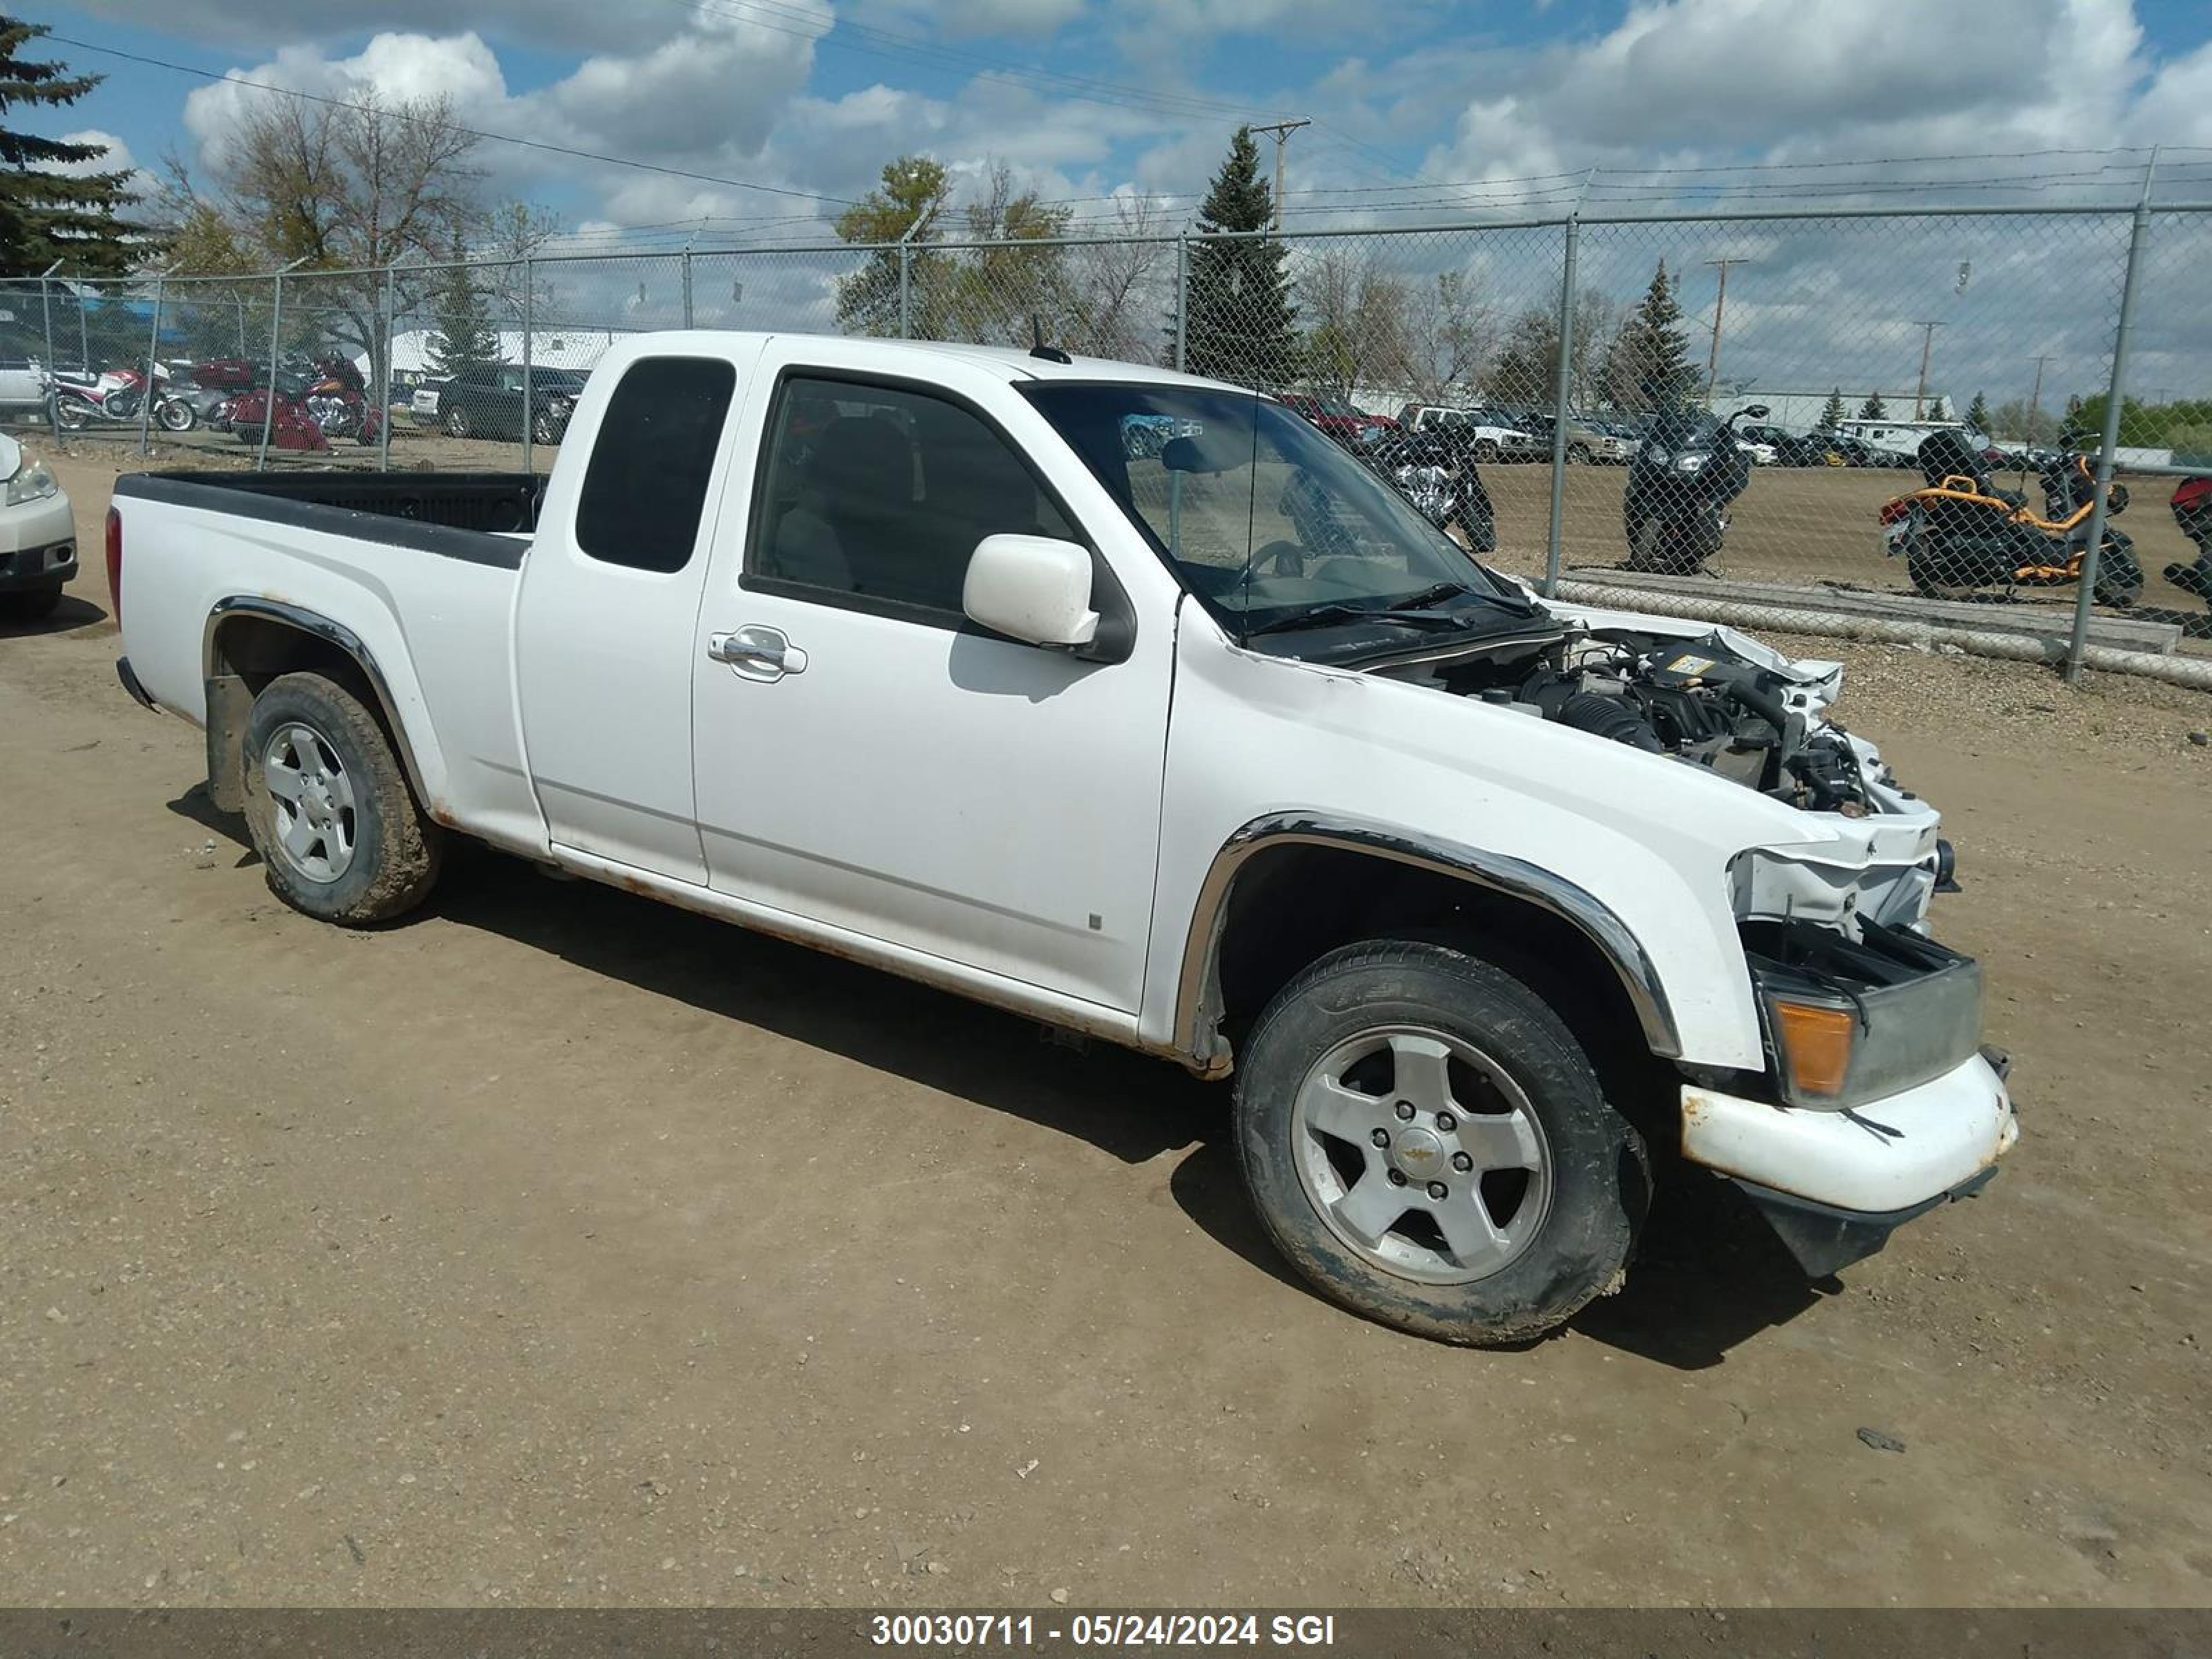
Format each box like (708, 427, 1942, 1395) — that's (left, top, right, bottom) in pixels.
(1234, 939, 1647, 1346)
(242, 673, 442, 926)
(444, 404, 473, 439)
(156, 399, 196, 432)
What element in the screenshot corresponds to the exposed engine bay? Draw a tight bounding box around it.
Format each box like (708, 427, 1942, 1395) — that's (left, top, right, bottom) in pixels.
(1369, 623, 1888, 816)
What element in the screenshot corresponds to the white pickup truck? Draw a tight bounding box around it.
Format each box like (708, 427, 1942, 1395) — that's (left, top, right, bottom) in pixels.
(110, 332, 2014, 1345)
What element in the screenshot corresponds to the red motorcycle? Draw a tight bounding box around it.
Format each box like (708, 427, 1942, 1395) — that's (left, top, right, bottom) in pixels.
(225, 358, 382, 451)
(2167, 475, 2212, 603)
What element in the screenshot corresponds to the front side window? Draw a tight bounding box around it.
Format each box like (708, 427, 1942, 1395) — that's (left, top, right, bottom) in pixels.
(1021, 382, 1515, 632)
(574, 356, 737, 573)
(748, 375, 1075, 619)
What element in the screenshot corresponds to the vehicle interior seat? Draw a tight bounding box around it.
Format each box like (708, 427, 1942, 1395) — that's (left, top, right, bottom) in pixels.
(769, 413, 917, 594)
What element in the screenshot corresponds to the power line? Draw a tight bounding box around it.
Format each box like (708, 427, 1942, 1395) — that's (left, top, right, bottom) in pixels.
(44, 33, 852, 206)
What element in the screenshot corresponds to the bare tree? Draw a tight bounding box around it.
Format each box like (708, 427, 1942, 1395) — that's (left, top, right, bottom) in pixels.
(1301, 245, 1412, 404)
(1065, 192, 1172, 362)
(158, 88, 504, 394)
(1398, 268, 1492, 405)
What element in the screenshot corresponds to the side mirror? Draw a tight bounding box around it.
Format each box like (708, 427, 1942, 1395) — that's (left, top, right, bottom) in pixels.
(963, 534, 1099, 650)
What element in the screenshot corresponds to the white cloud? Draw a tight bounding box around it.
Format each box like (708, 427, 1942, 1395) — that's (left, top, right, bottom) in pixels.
(41, 129, 138, 178)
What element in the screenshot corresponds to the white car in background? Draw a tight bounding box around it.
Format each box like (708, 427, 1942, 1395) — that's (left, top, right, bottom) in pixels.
(410, 378, 449, 427)
(1736, 436, 1779, 466)
(0, 431, 75, 620)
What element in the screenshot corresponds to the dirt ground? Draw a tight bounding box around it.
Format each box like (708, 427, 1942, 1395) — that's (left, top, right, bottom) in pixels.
(3, 449, 2210, 1610)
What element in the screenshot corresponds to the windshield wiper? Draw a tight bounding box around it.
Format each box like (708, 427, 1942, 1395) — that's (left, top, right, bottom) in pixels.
(1241, 601, 1481, 639)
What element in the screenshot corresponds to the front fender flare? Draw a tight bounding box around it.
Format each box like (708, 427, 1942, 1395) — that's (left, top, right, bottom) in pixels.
(1171, 812, 1685, 1074)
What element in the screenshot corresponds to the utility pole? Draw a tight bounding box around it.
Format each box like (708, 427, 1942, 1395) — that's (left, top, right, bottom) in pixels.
(2021, 353, 2053, 484)
(1703, 256, 1750, 406)
(1250, 119, 1311, 232)
(1911, 321, 1944, 419)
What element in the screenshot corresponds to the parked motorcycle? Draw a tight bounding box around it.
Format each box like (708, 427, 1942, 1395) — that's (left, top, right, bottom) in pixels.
(2165, 474, 2212, 603)
(1621, 402, 1768, 574)
(51, 364, 148, 429)
(1365, 427, 1496, 554)
(224, 366, 383, 452)
(302, 355, 375, 443)
(1878, 428, 2144, 609)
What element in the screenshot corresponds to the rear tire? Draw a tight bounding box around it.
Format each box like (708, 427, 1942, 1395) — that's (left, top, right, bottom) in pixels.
(241, 673, 442, 926)
(1567, 443, 1592, 465)
(444, 405, 473, 439)
(1234, 939, 1647, 1346)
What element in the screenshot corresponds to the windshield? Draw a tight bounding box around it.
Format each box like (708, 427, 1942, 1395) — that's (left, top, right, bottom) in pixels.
(1022, 382, 1514, 632)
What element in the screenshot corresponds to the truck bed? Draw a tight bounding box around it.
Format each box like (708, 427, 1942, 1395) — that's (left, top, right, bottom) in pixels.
(115, 469, 544, 551)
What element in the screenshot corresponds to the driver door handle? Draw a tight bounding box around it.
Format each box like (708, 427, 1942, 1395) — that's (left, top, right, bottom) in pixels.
(708, 624, 807, 682)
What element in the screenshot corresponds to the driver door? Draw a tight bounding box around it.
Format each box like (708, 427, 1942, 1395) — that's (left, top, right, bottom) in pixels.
(688, 353, 1173, 1016)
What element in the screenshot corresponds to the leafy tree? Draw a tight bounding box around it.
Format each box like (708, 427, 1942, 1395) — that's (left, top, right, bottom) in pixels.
(1600, 261, 1694, 412)
(1858, 391, 1888, 419)
(1819, 388, 1847, 429)
(939, 162, 1074, 347)
(1966, 391, 1991, 432)
(1179, 126, 1297, 386)
(0, 17, 148, 273)
(424, 245, 500, 378)
(832, 155, 951, 337)
(1486, 306, 1562, 410)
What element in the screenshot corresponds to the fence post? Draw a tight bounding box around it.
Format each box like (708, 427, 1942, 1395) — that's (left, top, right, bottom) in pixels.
(897, 221, 919, 339)
(138, 268, 169, 457)
(2063, 151, 2157, 682)
(1541, 214, 1582, 598)
(681, 248, 695, 330)
(521, 257, 535, 473)
(257, 260, 306, 471)
(1173, 229, 1190, 373)
(377, 261, 397, 474)
(38, 260, 61, 441)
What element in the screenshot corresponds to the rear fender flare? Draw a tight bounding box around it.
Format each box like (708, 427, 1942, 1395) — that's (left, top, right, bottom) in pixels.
(201, 597, 436, 814)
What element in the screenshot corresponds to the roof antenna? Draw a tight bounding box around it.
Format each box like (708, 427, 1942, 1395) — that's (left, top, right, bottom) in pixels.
(1029, 313, 1071, 365)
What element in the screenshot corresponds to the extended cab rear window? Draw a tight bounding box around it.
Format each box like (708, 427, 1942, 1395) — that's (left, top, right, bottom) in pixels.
(575, 357, 737, 573)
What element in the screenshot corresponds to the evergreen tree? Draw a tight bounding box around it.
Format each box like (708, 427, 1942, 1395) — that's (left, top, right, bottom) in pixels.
(425, 248, 501, 378)
(0, 16, 147, 274)
(1927, 395, 1949, 421)
(1179, 126, 1297, 386)
(1858, 391, 1888, 419)
(1602, 260, 1694, 411)
(1819, 388, 1847, 429)
(1966, 391, 1991, 432)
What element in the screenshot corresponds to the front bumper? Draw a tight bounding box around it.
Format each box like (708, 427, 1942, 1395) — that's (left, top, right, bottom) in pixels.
(0, 491, 75, 590)
(1680, 1051, 2016, 1272)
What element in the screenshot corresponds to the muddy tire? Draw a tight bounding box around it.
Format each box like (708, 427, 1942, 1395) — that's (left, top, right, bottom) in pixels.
(241, 673, 442, 926)
(1233, 939, 1647, 1347)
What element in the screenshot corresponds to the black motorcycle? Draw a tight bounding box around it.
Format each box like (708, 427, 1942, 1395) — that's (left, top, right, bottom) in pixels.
(1365, 427, 1495, 554)
(1880, 429, 2144, 609)
(1622, 403, 1768, 574)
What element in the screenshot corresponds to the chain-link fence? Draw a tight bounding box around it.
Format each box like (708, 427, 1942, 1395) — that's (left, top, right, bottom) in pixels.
(5, 197, 2208, 673)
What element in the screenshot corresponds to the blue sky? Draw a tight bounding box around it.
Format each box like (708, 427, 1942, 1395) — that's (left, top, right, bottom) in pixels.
(23, 0, 2212, 248)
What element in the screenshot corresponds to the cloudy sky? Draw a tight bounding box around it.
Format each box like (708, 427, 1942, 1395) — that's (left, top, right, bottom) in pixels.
(21, 0, 2212, 406)
(28, 0, 2212, 243)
